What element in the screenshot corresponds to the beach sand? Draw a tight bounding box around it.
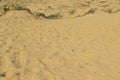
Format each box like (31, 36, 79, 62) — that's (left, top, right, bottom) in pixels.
(0, 0, 120, 80)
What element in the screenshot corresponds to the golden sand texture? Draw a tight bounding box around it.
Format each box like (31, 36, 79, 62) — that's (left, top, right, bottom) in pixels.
(0, 10, 120, 80)
(0, 0, 120, 80)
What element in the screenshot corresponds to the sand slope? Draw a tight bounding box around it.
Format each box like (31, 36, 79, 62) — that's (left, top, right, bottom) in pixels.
(0, 0, 120, 80)
(0, 10, 120, 80)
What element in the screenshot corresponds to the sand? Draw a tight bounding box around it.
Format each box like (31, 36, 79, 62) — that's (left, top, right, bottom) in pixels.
(0, 0, 120, 80)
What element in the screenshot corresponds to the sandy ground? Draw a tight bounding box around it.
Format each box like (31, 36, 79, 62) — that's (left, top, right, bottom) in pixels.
(0, 0, 120, 80)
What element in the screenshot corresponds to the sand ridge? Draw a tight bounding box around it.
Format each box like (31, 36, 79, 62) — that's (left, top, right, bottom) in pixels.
(0, 0, 120, 19)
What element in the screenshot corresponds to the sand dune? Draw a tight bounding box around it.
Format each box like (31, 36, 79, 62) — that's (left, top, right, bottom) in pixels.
(0, 0, 120, 80)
